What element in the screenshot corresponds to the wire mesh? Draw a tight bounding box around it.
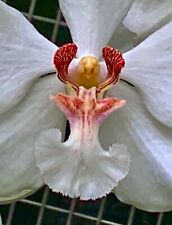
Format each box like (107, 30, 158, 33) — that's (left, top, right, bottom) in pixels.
(0, 0, 172, 224)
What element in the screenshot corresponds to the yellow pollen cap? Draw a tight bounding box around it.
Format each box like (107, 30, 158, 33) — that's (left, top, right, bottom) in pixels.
(76, 56, 100, 88)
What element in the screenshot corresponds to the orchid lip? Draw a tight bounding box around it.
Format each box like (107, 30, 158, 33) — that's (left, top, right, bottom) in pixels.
(35, 43, 130, 200)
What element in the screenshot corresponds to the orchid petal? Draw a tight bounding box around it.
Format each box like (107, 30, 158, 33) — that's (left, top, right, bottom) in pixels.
(100, 82, 172, 212)
(123, 0, 172, 40)
(35, 128, 130, 200)
(59, 0, 134, 58)
(0, 75, 65, 203)
(121, 21, 172, 128)
(0, 1, 57, 114)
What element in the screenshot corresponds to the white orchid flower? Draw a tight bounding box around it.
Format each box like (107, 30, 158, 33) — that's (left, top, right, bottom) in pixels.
(0, 0, 172, 212)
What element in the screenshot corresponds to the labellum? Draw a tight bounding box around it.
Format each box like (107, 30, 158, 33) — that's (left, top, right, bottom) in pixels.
(35, 43, 130, 200)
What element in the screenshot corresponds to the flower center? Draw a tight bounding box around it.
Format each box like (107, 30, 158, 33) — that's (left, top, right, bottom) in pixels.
(52, 43, 126, 142)
(75, 56, 100, 88)
(53, 43, 125, 96)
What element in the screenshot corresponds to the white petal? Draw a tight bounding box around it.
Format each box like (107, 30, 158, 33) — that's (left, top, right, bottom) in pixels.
(0, 75, 65, 203)
(121, 21, 172, 128)
(35, 128, 130, 200)
(0, 1, 57, 114)
(100, 81, 172, 212)
(124, 0, 172, 40)
(59, 0, 133, 58)
(0, 214, 2, 225)
(109, 23, 135, 53)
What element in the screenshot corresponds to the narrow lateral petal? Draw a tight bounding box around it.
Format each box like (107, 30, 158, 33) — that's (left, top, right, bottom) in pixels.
(59, 0, 133, 58)
(0, 1, 57, 114)
(124, 0, 172, 40)
(35, 128, 130, 200)
(121, 21, 172, 128)
(100, 82, 172, 212)
(0, 75, 65, 203)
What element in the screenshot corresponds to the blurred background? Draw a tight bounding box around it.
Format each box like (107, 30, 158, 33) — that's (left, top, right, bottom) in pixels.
(0, 0, 172, 225)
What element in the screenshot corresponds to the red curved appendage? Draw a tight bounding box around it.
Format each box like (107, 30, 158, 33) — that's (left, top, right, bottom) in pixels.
(53, 43, 77, 84)
(102, 46, 125, 84)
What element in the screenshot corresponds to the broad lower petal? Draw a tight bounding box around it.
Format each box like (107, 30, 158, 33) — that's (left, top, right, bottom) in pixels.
(0, 1, 57, 114)
(123, 0, 172, 40)
(121, 21, 172, 128)
(100, 81, 172, 212)
(35, 128, 130, 200)
(59, 0, 133, 58)
(0, 75, 65, 203)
